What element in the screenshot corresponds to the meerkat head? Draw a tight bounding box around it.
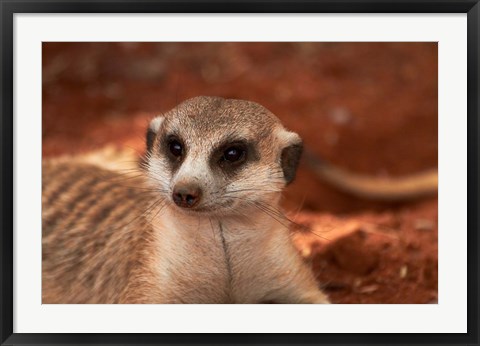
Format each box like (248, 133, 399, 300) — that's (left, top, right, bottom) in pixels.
(144, 96, 302, 216)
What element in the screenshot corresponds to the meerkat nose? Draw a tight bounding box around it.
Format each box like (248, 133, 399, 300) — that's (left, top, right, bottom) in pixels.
(172, 183, 202, 208)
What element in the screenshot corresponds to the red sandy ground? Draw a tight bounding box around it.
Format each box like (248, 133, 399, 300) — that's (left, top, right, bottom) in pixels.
(42, 42, 438, 304)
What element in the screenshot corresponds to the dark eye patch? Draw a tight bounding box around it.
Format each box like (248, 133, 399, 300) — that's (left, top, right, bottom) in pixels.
(168, 139, 183, 157)
(211, 139, 258, 176)
(221, 145, 246, 163)
(162, 134, 186, 171)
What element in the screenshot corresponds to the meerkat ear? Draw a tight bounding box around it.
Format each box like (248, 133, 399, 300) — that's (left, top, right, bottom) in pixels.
(146, 116, 164, 153)
(278, 129, 303, 185)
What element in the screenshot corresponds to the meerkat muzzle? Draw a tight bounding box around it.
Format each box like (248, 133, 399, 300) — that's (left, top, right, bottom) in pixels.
(172, 183, 202, 208)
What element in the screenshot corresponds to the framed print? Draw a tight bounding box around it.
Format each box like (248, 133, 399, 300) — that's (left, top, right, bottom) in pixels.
(1, 1, 479, 345)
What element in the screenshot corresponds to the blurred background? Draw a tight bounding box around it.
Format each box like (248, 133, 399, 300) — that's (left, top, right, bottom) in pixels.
(43, 42, 438, 303)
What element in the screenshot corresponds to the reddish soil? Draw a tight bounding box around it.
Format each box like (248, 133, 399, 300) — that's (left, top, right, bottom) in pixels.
(42, 42, 438, 304)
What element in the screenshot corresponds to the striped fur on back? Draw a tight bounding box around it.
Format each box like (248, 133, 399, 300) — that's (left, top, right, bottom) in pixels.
(42, 160, 162, 303)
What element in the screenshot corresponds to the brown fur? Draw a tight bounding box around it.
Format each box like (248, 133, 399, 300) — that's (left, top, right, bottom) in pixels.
(42, 160, 162, 303)
(42, 96, 329, 304)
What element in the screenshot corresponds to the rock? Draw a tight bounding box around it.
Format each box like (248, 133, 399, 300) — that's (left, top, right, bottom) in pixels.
(399, 265, 408, 279)
(328, 229, 380, 275)
(328, 107, 352, 125)
(414, 218, 435, 231)
(356, 284, 379, 294)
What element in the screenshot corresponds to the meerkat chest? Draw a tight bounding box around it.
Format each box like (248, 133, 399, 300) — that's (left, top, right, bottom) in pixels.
(153, 217, 232, 303)
(153, 215, 278, 303)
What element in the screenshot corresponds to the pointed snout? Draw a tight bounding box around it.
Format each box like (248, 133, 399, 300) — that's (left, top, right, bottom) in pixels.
(172, 183, 202, 208)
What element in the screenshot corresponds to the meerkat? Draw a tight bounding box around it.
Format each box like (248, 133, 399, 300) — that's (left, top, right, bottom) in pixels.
(42, 96, 330, 304)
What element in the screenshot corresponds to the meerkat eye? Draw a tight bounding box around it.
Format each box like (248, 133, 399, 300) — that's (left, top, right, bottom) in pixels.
(168, 139, 183, 157)
(222, 146, 246, 163)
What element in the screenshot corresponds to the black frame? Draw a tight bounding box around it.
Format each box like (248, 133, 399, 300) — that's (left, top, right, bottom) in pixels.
(1, 1, 479, 345)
